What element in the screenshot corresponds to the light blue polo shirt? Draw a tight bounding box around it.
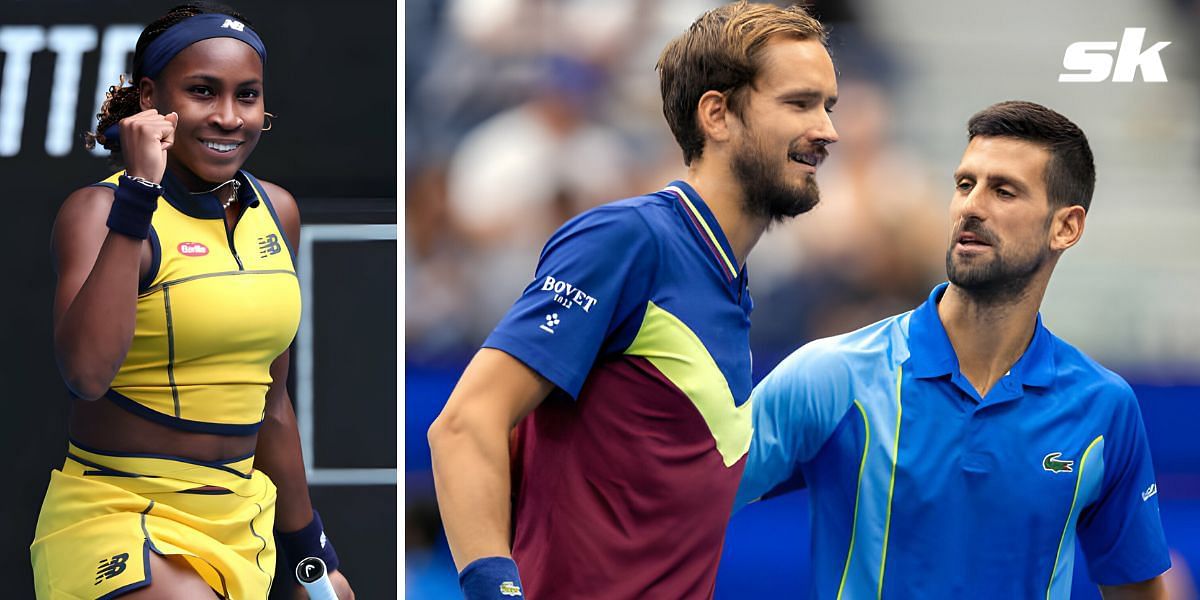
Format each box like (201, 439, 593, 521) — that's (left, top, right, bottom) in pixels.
(736, 283, 1170, 599)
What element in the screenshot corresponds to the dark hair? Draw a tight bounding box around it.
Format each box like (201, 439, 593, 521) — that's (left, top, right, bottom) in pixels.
(85, 2, 254, 154)
(656, 1, 826, 166)
(967, 100, 1095, 212)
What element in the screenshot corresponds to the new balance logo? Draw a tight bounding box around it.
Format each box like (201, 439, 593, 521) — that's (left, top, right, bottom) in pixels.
(539, 313, 560, 334)
(95, 553, 129, 584)
(258, 233, 282, 257)
(1060, 28, 1171, 82)
(221, 19, 246, 32)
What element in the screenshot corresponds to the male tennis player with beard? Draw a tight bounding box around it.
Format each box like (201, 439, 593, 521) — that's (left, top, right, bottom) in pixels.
(738, 101, 1170, 599)
(428, 2, 839, 598)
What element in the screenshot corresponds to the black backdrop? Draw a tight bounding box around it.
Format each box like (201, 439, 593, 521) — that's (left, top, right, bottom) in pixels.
(0, 0, 397, 597)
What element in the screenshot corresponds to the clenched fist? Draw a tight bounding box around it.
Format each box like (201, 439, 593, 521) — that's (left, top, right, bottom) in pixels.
(119, 109, 178, 184)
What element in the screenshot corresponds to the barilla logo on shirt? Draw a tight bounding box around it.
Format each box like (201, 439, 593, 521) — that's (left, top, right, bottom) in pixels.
(540, 276, 598, 312)
(178, 242, 210, 257)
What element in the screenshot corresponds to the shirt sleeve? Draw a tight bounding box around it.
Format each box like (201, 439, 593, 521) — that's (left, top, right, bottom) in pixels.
(1077, 383, 1172, 585)
(735, 339, 856, 510)
(482, 206, 658, 399)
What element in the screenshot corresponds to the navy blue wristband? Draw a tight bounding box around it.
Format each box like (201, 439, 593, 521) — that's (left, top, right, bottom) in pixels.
(277, 510, 340, 578)
(459, 556, 523, 599)
(107, 175, 160, 240)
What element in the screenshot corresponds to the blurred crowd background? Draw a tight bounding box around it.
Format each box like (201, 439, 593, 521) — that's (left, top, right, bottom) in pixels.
(404, 0, 1200, 596)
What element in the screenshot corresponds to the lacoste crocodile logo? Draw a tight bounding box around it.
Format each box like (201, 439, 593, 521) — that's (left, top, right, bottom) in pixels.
(1042, 452, 1074, 474)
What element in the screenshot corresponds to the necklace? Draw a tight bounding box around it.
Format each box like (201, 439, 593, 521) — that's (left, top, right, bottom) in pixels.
(190, 179, 241, 210)
(222, 188, 239, 210)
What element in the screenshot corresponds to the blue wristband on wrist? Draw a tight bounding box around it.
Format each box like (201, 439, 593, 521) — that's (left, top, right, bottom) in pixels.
(107, 175, 160, 240)
(277, 510, 340, 578)
(459, 556, 524, 599)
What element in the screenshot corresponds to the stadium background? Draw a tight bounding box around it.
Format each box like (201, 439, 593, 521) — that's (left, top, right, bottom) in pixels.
(0, 0, 397, 597)
(406, 0, 1200, 597)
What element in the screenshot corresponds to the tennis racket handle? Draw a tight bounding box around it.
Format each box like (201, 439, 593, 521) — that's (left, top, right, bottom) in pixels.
(295, 556, 338, 600)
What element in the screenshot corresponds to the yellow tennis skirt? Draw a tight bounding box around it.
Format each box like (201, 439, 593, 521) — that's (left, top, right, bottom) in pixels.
(30, 441, 277, 599)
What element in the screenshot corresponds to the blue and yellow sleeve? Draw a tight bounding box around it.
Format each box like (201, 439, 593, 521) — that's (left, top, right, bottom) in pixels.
(483, 206, 658, 398)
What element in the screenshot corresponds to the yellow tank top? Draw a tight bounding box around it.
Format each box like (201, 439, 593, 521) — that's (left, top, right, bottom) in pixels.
(96, 170, 301, 434)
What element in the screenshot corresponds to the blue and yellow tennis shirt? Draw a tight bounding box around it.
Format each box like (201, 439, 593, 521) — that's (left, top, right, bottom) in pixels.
(483, 180, 753, 599)
(736, 282, 1170, 598)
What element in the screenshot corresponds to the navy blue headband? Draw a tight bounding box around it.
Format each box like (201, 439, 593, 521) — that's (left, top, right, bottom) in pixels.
(142, 13, 266, 79)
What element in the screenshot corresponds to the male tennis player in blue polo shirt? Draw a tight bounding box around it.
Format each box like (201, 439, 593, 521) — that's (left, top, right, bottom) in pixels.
(737, 100, 1171, 599)
(429, 3, 840, 598)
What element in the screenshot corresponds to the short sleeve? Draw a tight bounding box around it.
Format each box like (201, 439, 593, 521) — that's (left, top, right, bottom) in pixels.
(482, 207, 657, 398)
(1077, 386, 1171, 585)
(735, 339, 856, 510)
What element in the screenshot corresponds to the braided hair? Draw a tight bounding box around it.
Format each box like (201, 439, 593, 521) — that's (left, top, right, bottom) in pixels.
(85, 2, 255, 154)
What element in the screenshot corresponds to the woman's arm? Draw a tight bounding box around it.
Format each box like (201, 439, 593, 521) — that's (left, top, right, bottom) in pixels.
(251, 179, 311, 531)
(52, 186, 149, 400)
(53, 109, 175, 400)
(252, 180, 354, 599)
(255, 349, 314, 530)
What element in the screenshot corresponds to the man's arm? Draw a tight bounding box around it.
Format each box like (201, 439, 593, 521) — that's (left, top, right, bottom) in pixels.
(428, 206, 658, 594)
(735, 338, 855, 510)
(1099, 574, 1167, 599)
(1076, 383, 1172, 591)
(427, 348, 554, 571)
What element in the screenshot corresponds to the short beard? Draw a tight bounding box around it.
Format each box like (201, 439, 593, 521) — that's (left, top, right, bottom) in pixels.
(945, 238, 1048, 306)
(731, 137, 821, 223)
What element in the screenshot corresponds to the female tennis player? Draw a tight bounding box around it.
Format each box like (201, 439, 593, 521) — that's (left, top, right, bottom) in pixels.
(30, 3, 353, 598)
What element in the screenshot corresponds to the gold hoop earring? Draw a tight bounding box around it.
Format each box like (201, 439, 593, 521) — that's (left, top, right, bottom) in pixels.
(262, 112, 275, 131)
